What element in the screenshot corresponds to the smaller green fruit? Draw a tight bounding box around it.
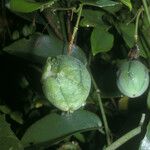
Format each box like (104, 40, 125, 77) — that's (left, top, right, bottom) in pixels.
(41, 55, 91, 112)
(117, 60, 149, 98)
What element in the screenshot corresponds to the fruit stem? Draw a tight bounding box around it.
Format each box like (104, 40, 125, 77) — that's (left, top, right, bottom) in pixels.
(142, 0, 150, 26)
(91, 74, 112, 146)
(134, 7, 144, 43)
(104, 114, 145, 150)
(68, 4, 83, 54)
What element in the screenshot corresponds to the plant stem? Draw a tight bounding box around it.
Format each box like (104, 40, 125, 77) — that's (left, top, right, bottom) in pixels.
(142, 0, 150, 26)
(68, 4, 83, 54)
(134, 7, 144, 43)
(91, 75, 112, 146)
(105, 114, 145, 150)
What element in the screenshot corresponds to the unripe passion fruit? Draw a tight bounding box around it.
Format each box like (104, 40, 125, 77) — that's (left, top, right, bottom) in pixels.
(117, 60, 149, 98)
(41, 55, 91, 112)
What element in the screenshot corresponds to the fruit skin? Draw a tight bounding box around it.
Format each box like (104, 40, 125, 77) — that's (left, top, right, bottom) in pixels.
(41, 55, 91, 112)
(117, 60, 149, 98)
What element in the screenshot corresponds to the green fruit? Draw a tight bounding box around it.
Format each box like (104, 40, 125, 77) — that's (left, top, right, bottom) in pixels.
(117, 60, 149, 98)
(41, 55, 91, 112)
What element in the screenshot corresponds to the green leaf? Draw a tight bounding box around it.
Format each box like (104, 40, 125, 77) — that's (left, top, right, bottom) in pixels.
(3, 33, 87, 65)
(80, 9, 105, 27)
(80, 0, 119, 7)
(0, 115, 23, 150)
(96, 0, 120, 7)
(118, 23, 150, 58)
(21, 109, 101, 148)
(9, 0, 57, 13)
(119, 23, 134, 47)
(3, 33, 63, 64)
(103, 4, 122, 14)
(0, 105, 11, 114)
(10, 111, 23, 124)
(139, 121, 150, 150)
(120, 0, 132, 11)
(91, 27, 114, 55)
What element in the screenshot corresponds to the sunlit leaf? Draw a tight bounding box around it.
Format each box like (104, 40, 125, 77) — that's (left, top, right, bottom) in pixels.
(80, 0, 119, 7)
(120, 0, 132, 11)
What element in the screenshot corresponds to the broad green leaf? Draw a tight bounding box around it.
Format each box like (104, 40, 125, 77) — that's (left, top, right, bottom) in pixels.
(139, 121, 150, 150)
(118, 23, 150, 58)
(120, 0, 132, 11)
(3, 33, 87, 65)
(80, 0, 119, 7)
(21, 109, 102, 148)
(3, 33, 63, 64)
(103, 4, 122, 14)
(91, 27, 114, 55)
(10, 0, 57, 13)
(0, 115, 23, 150)
(80, 9, 105, 27)
(119, 23, 134, 47)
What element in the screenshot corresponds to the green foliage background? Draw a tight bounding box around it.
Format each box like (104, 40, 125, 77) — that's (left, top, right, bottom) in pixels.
(0, 0, 150, 149)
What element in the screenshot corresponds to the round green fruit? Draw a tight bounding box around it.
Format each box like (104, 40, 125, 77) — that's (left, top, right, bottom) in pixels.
(41, 55, 91, 112)
(117, 60, 149, 98)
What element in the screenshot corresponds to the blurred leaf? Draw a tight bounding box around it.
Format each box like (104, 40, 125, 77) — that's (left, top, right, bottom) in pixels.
(80, 9, 105, 27)
(73, 133, 85, 143)
(80, 0, 119, 7)
(139, 121, 150, 150)
(0, 105, 11, 114)
(63, 44, 87, 65)
(10, 111, 24, 124)
(0, 105, 23, 124)
(3, 33, 87, 65)
(0, 115, 23, 150)
(103, 4, 122, 14)
(9, 0, 57, 13)
(21, 109, 101, 148)
(91, 27, 114, 55)
(3, 33, 63, 64)
(120, 0, 132, 11)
